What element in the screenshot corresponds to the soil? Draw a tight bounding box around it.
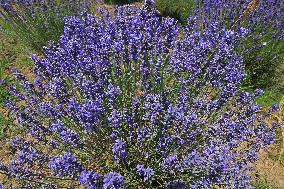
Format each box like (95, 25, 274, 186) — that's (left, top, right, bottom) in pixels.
(254, 146, 284, 188)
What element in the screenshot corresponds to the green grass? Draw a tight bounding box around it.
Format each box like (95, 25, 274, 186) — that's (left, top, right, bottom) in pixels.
(253, 176, 277, 189)
(0, 112, 9, 138)
(0, 29, 34, 137)
(256, 90, 284, 108)
(0, 31, 15, 105)
(242, 33, 284, 90)
(0, 59, 9, 79)
(155, 0, 196, 25)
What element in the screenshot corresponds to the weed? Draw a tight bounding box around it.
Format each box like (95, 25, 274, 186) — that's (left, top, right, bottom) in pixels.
(253, 176, 277, 189)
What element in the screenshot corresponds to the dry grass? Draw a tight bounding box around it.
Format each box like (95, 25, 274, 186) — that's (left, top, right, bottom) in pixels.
(253, 105, 284, 188)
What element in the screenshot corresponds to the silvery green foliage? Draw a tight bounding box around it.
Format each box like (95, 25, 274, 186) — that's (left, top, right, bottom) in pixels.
(0, 1, 278, 188)
(0, 0, 95, 16)
(0, 0, 98, 50)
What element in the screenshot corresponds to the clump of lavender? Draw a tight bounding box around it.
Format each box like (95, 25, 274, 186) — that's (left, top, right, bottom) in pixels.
(194, 0, 284, 89)
(0, 0, 97, 51)
(0, 1, 278, 188)
(238, 0, 284, 89)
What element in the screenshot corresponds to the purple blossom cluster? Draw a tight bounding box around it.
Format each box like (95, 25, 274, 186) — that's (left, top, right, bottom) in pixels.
(0, 1, 280, 188)
(48, 152, 83, 179)
(136, 164, 154, 182)
(103, 172, 125, 189)
(79, 170, 101, 189)
(112, 139, 128, 163)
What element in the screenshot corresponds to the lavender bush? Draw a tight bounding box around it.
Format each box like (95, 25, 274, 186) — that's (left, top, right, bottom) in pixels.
(157, 0, 284, 89)
(0, 1, 279, 188)
(0, 0, 97, 51)
(195, 0, 284, 89)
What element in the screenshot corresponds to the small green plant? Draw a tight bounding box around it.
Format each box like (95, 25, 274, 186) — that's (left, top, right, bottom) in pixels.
(256, 90, 284, 108)
(253, 176, 276, 189)
(269, 152, 284, 163)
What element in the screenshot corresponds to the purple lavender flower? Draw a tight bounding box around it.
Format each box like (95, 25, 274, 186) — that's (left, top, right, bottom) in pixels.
(165, 180, 187, 189)
(79, 170, 101, 189)
(103, 172, 125, 189)
(136, 164, 154, 182)
(48, 152, 82, 179)
(0, 162, 7, 172)
(145, 0, 155, 6)
(51, 121, 83, 147)
(271, 103, 280, 111)
(112, 139, 128, 163)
